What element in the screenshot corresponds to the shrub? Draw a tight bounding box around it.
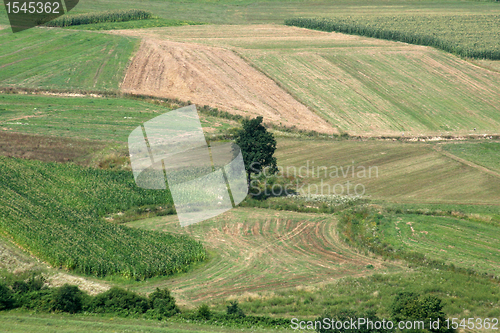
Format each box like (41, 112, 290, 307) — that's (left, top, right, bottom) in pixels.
(316, 309, 391, 333)
(391, 292, 454, 333)
(0, 283, 14, 311)
(197, 304, 211, 320)
(16, 289, 54, 312)
(50, 284, 84, 314)
(227, 300, 245, 318)
(147, 287, 179, 319)
(89, 287, 149, 315)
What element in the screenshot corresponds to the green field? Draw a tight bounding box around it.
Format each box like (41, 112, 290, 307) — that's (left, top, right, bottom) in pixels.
(67, 18, 202, 31)
(375, 213, 500, 276)
(1, 0, 500, 329)
(0, 93, 239, 144)
(0, 28, 137, 91)
(442, 142, 500, 174)
(41, 0, 500, 25)
(0, 94, 171, 141)
(227, 268, 500, 319)
(286, 14, 500, 59)
(122, 205, 500, 319)
(275, 138, 500, 205)
(0, 156, 206, 279)
(0, 312, 286, 333)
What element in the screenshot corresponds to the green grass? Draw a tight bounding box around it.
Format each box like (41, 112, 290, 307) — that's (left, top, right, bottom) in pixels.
(0, 311, 287, 333)
(0, 93, 241, 147)
(66, 18, 203, 31)
(0, 28, 137, 91)
(225, 269, 500, 319)
(285, 14, 500, 59)
(57, 0, 500, 25)
(0, 156, 206, 278)
(442, 142, 500, 174)
(373, 213, 500, 276)
(0, 93, 172, 142)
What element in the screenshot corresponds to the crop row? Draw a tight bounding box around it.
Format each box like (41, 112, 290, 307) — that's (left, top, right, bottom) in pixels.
(46, 9, 153, 27)
(285, 15, 500, 60)
(0, 157, 206, 279)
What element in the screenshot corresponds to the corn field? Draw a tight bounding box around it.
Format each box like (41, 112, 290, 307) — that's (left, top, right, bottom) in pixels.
(0, 157, 206, 279)
(46, 10, 153, 27)
(285, 15, 500, 60)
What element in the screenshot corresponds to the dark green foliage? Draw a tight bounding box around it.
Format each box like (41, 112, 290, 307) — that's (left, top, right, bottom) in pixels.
(316, 309, 391, 333)
(147, 288, 179, 319)
(11, 274, 45, 294)
(197, 304, 212, 320)
(180, 310, 290, 329)
(0, 283, 14, 311)
(50, 284, 84, 314)
(46, 10, 153, 27)
(0, 157, 206, 279)
(285, 16, 500, 60)
(235, 116, 277, 188)
(16, 289, 53, 311)
(391, 292, 453, 333)
(227, 300, 245, 318)
(89, 287, 149, 315)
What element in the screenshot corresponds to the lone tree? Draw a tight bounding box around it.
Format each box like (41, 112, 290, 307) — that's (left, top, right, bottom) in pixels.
(235, 116, 277, 188)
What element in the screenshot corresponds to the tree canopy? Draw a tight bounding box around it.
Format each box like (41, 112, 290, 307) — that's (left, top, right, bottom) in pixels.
(235, 116, 277, 187)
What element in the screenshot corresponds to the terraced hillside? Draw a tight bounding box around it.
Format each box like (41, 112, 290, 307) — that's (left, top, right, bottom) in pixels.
(114, 25, 500, 136)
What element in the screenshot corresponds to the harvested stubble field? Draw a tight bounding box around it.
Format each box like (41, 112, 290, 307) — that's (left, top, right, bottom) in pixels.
(111, 25, 500, 136)
(125, 208, 402, 305)
(274, 138, 500, 205)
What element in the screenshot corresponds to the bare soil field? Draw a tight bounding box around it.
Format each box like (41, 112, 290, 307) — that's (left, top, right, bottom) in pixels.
(117, 35, 334, 133)
(112, 25, 500, 136)
(0, 131, 105, 164)
(125, 208, 402, 305)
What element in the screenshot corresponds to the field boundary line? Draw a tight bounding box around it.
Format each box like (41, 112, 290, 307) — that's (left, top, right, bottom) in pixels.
(433, 144, 500, 179)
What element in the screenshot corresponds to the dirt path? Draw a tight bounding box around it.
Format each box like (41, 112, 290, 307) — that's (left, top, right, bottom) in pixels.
(116, 35, 334, 133)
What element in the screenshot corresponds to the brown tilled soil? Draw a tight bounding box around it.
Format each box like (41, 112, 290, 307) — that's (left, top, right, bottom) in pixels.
(0, 131, 105, 164)
(118, 37, 334, 134)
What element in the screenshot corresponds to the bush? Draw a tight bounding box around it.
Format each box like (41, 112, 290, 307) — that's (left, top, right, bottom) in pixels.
(227, 300, 245, 318)
(197, 304, 211, 320)
(391, 292, 454, 333)
(16, 289, 54, 311)
(11, 274, 45, 294)
(147, 287, 179, 319)
(0, 283, 14, 311)
(89, 287, 149, 315)
(50, 284, 84, 314)
(316, 309, 391, 333)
